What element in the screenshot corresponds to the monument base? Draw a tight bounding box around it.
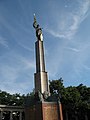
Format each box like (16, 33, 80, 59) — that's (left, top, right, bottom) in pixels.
(25, 101, 63, 120)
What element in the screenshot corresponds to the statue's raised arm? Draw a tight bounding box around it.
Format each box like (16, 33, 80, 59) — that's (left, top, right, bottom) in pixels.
(33, 14, 37, 29)
(33, 14, 43, 41)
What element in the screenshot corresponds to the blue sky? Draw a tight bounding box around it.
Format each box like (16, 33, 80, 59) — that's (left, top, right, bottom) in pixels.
(0, 0, 90, 94)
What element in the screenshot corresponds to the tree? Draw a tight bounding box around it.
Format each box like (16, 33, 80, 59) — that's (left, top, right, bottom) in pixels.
(49, 79, 90, 120)
(49, 78, 64, 95)
(0, 79, 90, 120)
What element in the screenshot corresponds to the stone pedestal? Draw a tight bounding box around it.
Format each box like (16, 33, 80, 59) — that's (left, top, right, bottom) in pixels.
(25, 102, 63, 120)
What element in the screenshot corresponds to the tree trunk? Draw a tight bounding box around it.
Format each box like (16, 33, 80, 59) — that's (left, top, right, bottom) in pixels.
(85, 114, 88, 120)
(75, 116, 78, 120)
(65, 111, 68, 120)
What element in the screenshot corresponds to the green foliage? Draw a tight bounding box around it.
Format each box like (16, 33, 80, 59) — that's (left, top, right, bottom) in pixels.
(77, 84, 90, 109)
(49, 78, 64, 94)
(0, 79, 90, 119)
(49, 79, 90, 119)
(0, 90, 33, 106)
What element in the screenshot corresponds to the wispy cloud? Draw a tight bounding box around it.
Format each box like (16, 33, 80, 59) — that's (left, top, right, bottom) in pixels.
(46, 0, 90, 39)
(19, 56, 35, 70)
(0, 65, 19, 82)
(0, 53, 35, 94)
(0, 36, 8, 48)
(0, 64, 20, 93)
(72, 41, 90, 79)
(65, 47, 80, 52)
(17, 41, 33, 52)
(83, 64, 90, 70)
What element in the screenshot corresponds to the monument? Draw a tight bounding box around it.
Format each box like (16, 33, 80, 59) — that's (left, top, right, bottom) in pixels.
(33, 14, 50, 100)
(25, 15, 63, 120)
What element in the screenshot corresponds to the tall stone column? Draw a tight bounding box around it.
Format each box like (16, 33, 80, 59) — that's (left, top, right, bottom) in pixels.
(33, 14, 49, 95)
(34, 40, 49, 94)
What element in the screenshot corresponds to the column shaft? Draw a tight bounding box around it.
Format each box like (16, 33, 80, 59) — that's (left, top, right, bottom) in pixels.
(10, 111, 13, 120)
(20, 112, 22, 120)
(0, 111, 3, 120)
(35, 40, 45, 73)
